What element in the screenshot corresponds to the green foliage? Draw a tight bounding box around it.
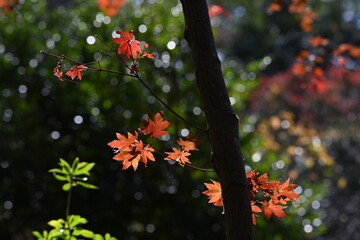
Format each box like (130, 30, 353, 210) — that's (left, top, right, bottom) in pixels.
(33, 158, 116, 240)
(49, 158, 97, 191)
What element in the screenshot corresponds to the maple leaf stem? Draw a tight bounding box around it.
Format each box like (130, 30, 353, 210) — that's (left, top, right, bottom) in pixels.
(183, 162, 215, 172)
(101, 50, 128, 68)
(96, 35, 131, 70)
(41, 51, 206, 131)
(41, 50, 136, 78)
(40, 50, 86, 66)
(95, 35, 115, 51)
(135, 73, 207, 131)
(155, 151, 214, 172)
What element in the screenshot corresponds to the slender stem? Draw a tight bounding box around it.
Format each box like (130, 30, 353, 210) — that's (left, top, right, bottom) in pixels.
(135, 73, 207, 131)
(41, 50, 136, 78)
(101, 51, 128, 68)
(65, 182, 72, 220)
(41, 50, 207, 131)
(156, 151, 214, 172)
(183, 162, 215, 172)
(96, 35, 130, 69)
(95, 35, 115, 51)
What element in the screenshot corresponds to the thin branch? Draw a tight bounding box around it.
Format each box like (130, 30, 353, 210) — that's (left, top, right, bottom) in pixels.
(65, 182, 72, 221)
(40, 50, 136, 78)
(183, 162, 215, 172)
(41, 50, 207, 131)
(156, 151, 214, 172)
(95, 35, 115, 51)
(101, 51, 128, 68)
(96, 35, 130, 69)
(135, 73, 207, 131)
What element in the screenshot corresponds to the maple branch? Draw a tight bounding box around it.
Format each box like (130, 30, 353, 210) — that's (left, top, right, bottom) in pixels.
(134, 73, 207, 131)
(40, 50, 136, 78)
(155, 151, 214, 172)
(95, 35, 115, 51)
(183, 162, 215, 172)
(101, 50, 128, 68)
(96, 35, 130, 70)
(41, 51, 206, 131)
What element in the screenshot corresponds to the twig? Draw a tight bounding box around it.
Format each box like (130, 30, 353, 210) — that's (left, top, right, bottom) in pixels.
(156, 151, 214, 172)
(135, 73, 207, 131)
(40, 50, 136, 78)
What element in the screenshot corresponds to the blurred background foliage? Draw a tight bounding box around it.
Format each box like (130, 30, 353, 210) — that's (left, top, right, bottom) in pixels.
(1, 0, 359, 239)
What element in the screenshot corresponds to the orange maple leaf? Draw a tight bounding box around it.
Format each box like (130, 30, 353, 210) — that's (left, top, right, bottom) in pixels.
(177, 138, 200, 152)
(140, 112, 170, 138)
(271, 178, 301, 204)
(53, 65, 63, 81)
(251, 203, 262, 225)
(107, 132, 138, 150)
(309, 36, 329, 47)
(97, 0, 126, 17)
(267, 3, 282, 13)
(113, 141, 154, 171)
(208, 5, 230, 18)
(203, 180, 223, 207)
(108, 132, 155, 171)
(65, 65, 87, 80)
(164, 147, 191, 166)
(112, 31, 141, 60)
(262, 201, 287, 220)
(292, 63, 307, 75)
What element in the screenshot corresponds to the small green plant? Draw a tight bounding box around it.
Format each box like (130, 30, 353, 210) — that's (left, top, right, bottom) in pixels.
(33, 158, 117, 240)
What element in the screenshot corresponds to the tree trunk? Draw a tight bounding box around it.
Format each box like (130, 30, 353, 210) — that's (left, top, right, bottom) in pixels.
(180, 1, 254, 240)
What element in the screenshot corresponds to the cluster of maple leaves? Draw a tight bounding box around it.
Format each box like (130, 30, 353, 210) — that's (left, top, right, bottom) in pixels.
(203, 171, 301, 225)
(107, 112, 201, 170)
(291, 36, 360, 92)
(107, 111, 300, 224)
(52, 31, 154, 82)
(268, 0, 316, 32)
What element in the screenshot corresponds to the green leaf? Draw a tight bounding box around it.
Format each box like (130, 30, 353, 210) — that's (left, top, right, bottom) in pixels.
(53, 174, 70, 182)
(48, 219, 65, 229)
(104, 233, 118, 240)
(67, 215, 87, 228)
(59, 158, 72, 174)
(48, 228, 66, 239)
(71, 157, 79, 171)
(76, 181, 98, 189)
(93, 234, 104, 240)
(49, 168, 66, 174)
(62, 183, 71, 191)
(76, 162, 87, 169)
(32, 231, 44, 239)
(74, 162, 95, 176)
(73, 229, 94, 238)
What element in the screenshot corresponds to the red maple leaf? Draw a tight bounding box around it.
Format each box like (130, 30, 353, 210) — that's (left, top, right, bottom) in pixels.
(251, 203, 262, 225)
(53, 65, 63, 81)
(208, 5, 230, 18)
(65, 65, 87, 80)
(267, 3, 282, 13)
(309, 36, 329, 47)
(177, 137, 201, 152)
(108, 132, 155, 171)
(140, 112, 170, 138)
(262, 201, 287, 220)
(97, 0, 126, 17)
(112, 31, 141, 60)
(107, 132, 138, 150)
(272, 178, 301, 204)
(202, 180, 223, 207)
(164, 147, 191, 166)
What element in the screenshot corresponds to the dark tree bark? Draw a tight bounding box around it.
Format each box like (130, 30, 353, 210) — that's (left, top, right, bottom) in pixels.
(180, 1, 254, 239)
